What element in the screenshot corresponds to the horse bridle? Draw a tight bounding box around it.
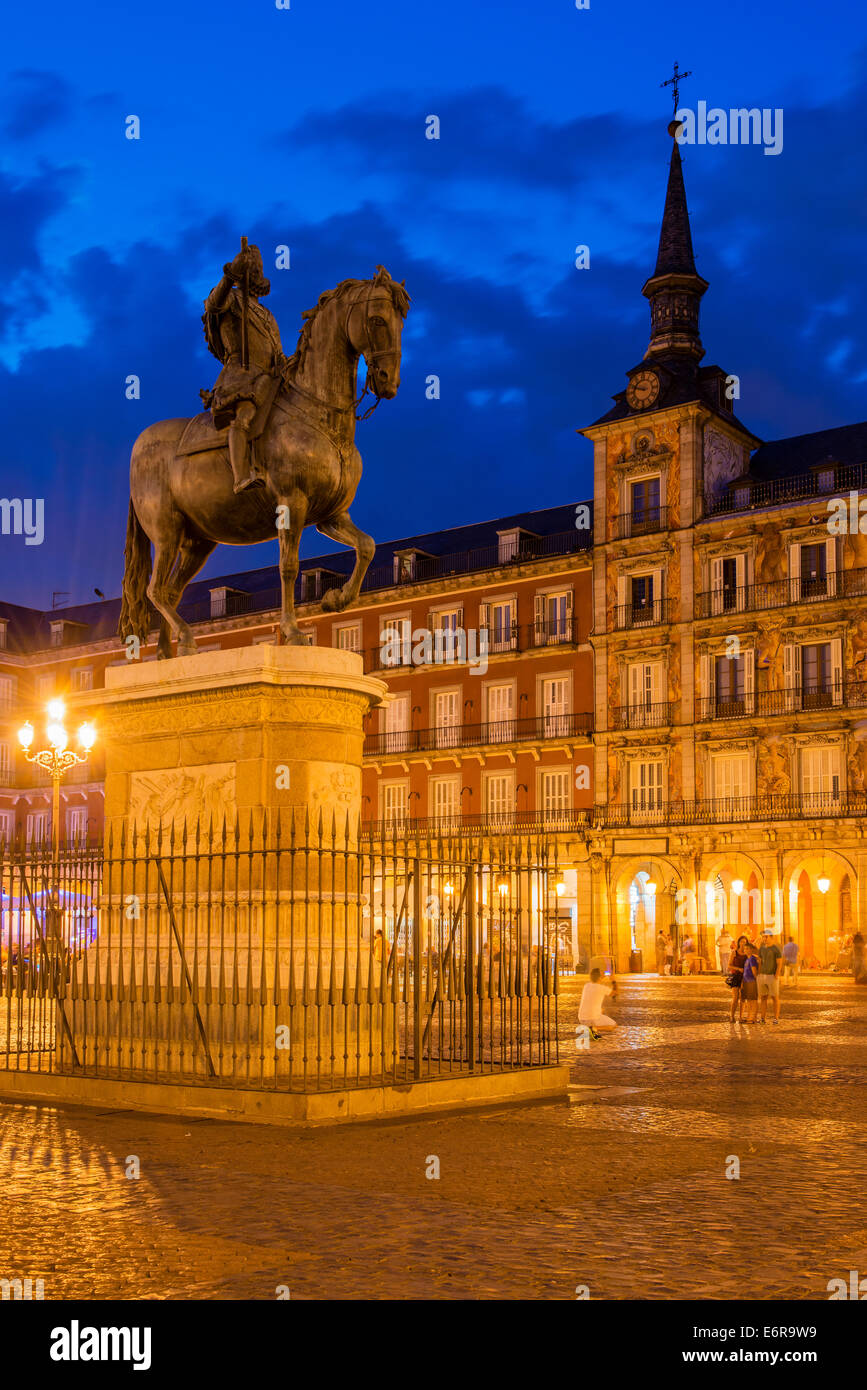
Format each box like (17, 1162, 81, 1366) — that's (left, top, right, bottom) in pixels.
(346, 280, 400, 421)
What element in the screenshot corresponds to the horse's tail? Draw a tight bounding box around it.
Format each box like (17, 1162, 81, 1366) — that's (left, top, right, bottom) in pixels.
(118, 500, 152, 645)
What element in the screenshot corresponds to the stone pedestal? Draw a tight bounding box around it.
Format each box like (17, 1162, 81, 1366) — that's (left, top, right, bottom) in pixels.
(63, 647, 390, 1084)
(76, 645, 387, 838)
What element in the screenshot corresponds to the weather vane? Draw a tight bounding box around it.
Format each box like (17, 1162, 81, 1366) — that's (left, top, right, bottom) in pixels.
(660, 61, 692, 115)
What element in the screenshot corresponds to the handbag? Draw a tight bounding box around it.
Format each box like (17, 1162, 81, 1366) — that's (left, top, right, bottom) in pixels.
(725, 972, 741, 988)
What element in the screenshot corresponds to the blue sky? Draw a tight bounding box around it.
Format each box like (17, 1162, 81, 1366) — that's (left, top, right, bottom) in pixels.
(0, 0, 865, 606)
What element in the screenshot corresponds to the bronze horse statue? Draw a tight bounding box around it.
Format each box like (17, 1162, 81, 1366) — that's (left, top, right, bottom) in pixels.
(118, 266, 410, 657)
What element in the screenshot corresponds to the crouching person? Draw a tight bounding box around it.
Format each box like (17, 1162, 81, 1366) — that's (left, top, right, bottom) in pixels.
(578, 967, 618, 1040)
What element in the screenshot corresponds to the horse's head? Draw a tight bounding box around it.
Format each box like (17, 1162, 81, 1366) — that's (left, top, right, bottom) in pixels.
(346, 266, 410, 401)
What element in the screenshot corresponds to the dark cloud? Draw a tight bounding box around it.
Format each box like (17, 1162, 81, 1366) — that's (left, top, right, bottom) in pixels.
(3, 70, 73, 139)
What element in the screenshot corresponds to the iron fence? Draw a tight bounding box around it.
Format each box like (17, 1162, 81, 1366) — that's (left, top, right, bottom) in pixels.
(0, 817, 560, 1092)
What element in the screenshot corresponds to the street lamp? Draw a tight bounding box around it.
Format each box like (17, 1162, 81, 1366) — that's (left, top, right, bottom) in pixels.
(731, 878, 744, 897)
(817, 875, 831, 895)
(18, 699, 97, 861)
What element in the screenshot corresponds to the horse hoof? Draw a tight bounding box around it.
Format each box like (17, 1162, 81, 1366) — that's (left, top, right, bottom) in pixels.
(321, 588, 344, 613)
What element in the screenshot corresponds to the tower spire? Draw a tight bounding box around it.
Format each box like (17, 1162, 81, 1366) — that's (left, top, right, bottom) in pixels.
(641, 121, 708, 363)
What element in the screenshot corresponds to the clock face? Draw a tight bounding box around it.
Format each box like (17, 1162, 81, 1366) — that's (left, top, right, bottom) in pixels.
(626, 369, 660, 410)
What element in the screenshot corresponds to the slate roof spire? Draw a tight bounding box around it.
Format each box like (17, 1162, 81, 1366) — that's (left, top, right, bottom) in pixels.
(641, 120, 708, 362)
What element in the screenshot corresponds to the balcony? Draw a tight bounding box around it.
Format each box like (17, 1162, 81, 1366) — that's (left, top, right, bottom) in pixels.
(363, 790, 867, 838)
(695, 567, 867, 618)
(612, 506, 668, 540)
(697, 680, 860, 722)
(610, 700, 673, 730)
(704, 460, 867, 518)
(612, 598, 676, 631)
(364, 712, 593, 758)
(369, 618, 581, 672)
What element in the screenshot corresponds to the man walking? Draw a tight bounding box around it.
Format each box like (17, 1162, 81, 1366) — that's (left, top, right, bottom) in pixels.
(758, 930, 783, 1024)
(781, 936, 799, 986)
(655, 928, 667, 976)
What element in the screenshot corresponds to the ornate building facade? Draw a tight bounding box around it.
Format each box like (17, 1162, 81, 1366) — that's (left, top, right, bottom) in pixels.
(1, 123, 865, 971)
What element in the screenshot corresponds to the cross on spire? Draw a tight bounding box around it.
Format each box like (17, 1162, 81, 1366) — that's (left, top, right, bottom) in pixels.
(660, 61, 692, 115)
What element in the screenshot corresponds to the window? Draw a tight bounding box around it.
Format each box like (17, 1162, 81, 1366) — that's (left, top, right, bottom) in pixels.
(0, 621, 7, 649)
(709, 555, 746, 614)
(379, 618, 410, 668)
(802, 643, 832, 708)
(791, 538, 837, 602)
(71, 668, 93, 692)
(209, 587, 247, 618)
(0, 742, 10, 783)
(542, 677, 570, 736)
(629, 477, 661, 532)
(0, 810, 13, 842)
(430, 776, 459, 820)
(534, 590, 573, 645)
(26, 811, 49, 845)
(433, 690, 461, 749)
(336, 623, 361, 653)
(799, 545, 827, 600)
(479, 598, 516, 653)
(625, 662, 664, 728)
(382, 694, 410, 753)
(38, 674, 54, 700)
(486, 684, 514, 742)
(485, 773, 515, 817)
(540, 769, 571, 814)
(381, 782, 409, 825)
(66, 807, 88, 843)
(49, 621, 65, 648)
(252, 633, 277, 645)
(801, 747, 841, 806)
(429, 608, 463, 659)
(713, 754, 750, 808)
(629, 760, 664, 817)
(715, 654, 744, 712)
(630, 575, 653, 621)
(0, 674, 15, 712)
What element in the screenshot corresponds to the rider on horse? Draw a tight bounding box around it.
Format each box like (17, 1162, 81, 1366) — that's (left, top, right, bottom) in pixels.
(201, 241, 287, 493)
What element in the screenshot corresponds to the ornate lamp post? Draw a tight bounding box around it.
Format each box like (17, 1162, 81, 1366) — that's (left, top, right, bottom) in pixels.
(18, 699, 96, 863)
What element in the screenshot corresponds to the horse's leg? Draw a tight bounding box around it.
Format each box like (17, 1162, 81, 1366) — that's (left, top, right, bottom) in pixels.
(316, 511, 376, 613)
(158, 530, 217, 656)
(276, 494, 309, 644)
(147, 519, 199, 658)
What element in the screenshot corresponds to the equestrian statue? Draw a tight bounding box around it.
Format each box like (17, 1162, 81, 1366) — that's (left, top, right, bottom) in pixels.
(118, 240, 410, 655)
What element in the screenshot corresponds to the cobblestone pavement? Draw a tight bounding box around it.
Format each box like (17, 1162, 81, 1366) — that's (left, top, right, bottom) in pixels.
(0, 975, 864, 1300)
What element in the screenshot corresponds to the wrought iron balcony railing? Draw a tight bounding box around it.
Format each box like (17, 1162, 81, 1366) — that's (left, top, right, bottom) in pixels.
(364, 790, 867, 838)
(610, 700, 673, 730)
(704, 460, 867, 518)
(695, 567, 867, 619)
(612, 598, 677, 631)
(697, 680, 862, 722)
(369, 618, 581, 671)
(612, 506, 668, 540)
(364, 712, 593, 758)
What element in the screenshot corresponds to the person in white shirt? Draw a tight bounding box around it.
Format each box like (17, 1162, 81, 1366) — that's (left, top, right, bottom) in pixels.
(578, 967, 618, 1036)
(717, 928, 733, 975)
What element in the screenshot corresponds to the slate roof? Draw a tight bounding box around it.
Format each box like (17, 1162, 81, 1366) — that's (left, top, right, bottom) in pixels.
(746, 421, 867, 482)
(650, 136, 698, 279)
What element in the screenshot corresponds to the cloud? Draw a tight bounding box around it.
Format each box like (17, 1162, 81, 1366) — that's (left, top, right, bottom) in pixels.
(3, 71, 73, 140)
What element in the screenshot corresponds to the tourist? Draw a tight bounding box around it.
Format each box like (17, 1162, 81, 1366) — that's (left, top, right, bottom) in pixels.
(781, 936, 799, 986)
(758, 930, 783, 1023)
(740, 942, 760, 1023)
(681, 932, 696, 975)
(727, 934, 749, 1023)
(716, 927, 733, 975)
(663, 932, 675, 976)
(373, 929, 384, 964)
(578, 966, 619, 1037)
(852, 932, 866, 984)
(655, 928, 667, 976)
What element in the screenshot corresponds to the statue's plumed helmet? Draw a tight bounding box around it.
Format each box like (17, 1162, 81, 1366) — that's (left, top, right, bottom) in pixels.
(224, 242, 270, 298)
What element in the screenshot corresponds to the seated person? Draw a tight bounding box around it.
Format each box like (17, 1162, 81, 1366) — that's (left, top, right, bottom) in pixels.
(578, 967, 618, 1036)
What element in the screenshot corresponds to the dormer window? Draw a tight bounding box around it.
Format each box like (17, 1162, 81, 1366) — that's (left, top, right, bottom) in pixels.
(497, 528, 537, 563)
(47, 618, 87, 648)
(209, 586, 248, 618)
(300, 569, 341, 603)
(0, 620, 7, 650)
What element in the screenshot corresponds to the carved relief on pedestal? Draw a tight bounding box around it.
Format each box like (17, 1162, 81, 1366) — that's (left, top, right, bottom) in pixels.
(308, 765, 360, 824)
(703, 426, 744, 501)
(129, 763, 236, 833)
(756, 737, 791, 797)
